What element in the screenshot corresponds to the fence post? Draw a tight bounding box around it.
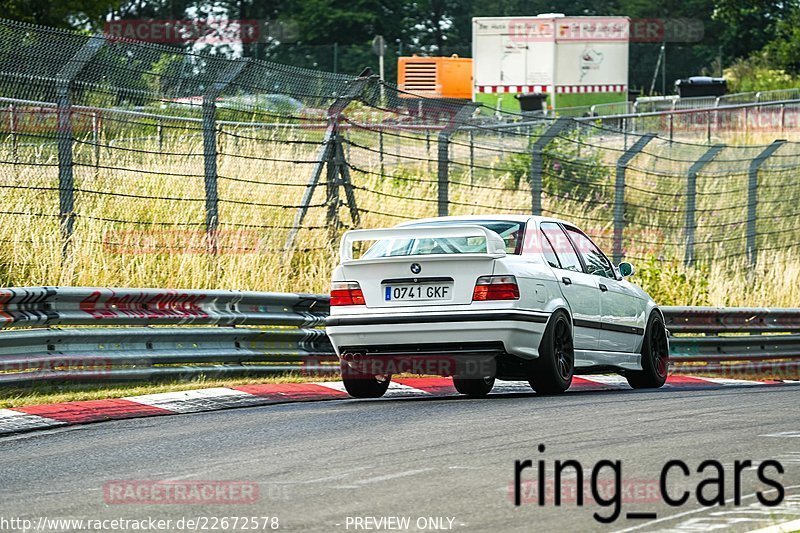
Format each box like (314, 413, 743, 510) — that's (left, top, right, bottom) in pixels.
(8, 104, 17, 166)
(157, 119, 164, 152)
(623, 118, 628, 150)
(326, 133, 341, 239)
(668, 113, 673, 141)
(529, 118, 573, 216)
(55, 34, 105, 253)
(469, 129, 474, 183)
(201, 59, 249, 249)
(747, 139, 786, 265)
(684, 144, 724, 266)
(436, 104, 478, 217)
(613, 133, 654, 264)
(92, 111, 100, 179)
(426, 129, 431, 174)
(437, 131, 449, 217)
(335, 135, 360, 228)
(744, 107, 749, 137)
(201, 97, 219, 241)
(379, 127, 384, 176)
(285, 69, 375, 251)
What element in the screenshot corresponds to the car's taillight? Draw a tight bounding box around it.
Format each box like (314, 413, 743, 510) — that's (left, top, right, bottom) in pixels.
(330, 281, 366, 306)
(472, 275, 520, 301)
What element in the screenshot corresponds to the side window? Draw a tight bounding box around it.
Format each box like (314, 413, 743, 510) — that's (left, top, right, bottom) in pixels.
(541, 223, 582, 272)
(564, 227, 614, 278)
(539, 230, 561, 268)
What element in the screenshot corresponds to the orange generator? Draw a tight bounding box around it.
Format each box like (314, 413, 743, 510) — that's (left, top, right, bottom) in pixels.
(397, 55, 473, 99)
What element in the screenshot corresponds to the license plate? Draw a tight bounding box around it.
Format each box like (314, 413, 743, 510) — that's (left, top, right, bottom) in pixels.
(384, 284, 452, 301)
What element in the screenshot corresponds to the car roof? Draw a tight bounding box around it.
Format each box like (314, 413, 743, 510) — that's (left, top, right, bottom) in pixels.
(395, 214, 573, 227)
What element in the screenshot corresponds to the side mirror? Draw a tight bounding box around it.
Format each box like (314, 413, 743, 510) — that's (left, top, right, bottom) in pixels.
(618, 262, 635, 277)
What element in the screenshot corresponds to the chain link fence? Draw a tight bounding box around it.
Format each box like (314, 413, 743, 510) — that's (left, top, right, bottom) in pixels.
(0, 19, 799, 293)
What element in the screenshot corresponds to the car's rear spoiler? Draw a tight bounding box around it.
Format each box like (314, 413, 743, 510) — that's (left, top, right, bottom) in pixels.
(340, 225, 507, 263)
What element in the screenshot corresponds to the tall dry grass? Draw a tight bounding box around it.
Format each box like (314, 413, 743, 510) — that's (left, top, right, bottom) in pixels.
(0, 119, 797, 307)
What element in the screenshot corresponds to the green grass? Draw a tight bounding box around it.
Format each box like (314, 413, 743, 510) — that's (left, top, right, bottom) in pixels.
(0, 373, 324, 409)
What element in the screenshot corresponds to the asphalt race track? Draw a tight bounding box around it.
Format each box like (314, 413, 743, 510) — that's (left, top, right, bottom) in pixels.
(1, 384, 798, 532)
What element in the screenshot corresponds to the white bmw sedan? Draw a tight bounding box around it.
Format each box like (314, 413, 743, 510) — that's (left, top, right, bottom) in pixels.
(326, 215, 669, 398)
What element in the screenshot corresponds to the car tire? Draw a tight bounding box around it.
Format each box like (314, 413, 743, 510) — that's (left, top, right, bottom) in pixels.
(625, 312, 669, 389)
(529, 311, 574, 394)
(340, 362, 392, 398)
(452, 375, 495, 397)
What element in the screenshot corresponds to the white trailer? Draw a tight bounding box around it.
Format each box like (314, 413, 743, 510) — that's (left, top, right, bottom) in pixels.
(472, 15, 630, 111)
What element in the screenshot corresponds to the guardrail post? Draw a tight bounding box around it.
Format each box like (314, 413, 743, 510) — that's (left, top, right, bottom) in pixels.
(530, 118, 573, 215)
(201, 59, 249, 251)
(285, 69, 375, 251)
(685, 144, 724, 266)
(55, 35, 105, 255)
(613, 133, 654, 264)
(747, 139, 786, 265)
(437, 103, 478, 217)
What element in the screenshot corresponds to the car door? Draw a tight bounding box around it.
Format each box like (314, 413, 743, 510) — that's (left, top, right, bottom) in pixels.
(540, 222, 600, 352)
(562, 226, 644, 353)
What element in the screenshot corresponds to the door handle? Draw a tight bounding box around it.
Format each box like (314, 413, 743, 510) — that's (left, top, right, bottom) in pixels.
(599, 283, 608, 292)
(561, 277, 572, 285)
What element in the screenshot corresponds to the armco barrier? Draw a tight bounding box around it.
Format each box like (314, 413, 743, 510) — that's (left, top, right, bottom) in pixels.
(0, 287, 328, 328)
(0, 287, 335, 385)
(664, 306, 800, 377)
(0, 288, 797, 384)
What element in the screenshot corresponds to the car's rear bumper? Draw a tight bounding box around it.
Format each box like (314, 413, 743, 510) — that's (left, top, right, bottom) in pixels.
(326, 310, 550, 362)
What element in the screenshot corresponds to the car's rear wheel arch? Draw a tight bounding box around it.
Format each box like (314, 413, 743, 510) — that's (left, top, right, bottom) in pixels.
(530, 308, 575, 394)
(541, 306, 573, 346)
(625, 310, 669, 389)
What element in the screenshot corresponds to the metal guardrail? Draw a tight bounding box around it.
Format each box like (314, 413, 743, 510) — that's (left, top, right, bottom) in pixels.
(0, 287, 327, 328)
(664, 306, 800, 376)
(0, 288, 797, 385)
(553, 87, 800, 118)
(0, 287, 335, 385)
(573, 97, 800, 141)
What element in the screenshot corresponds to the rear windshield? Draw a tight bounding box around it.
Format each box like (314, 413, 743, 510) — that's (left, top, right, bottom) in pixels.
(360, 220, 525, 258)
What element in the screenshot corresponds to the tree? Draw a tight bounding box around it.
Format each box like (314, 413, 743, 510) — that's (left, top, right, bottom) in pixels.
(711, 0, 796, 63)
(0, 0, 119, 30)
(761, 5, 800, 74)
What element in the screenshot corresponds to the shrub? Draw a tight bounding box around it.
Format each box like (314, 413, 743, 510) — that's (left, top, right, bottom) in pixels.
(630, 255, 711, 306)
(503, 129, 612, 202)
